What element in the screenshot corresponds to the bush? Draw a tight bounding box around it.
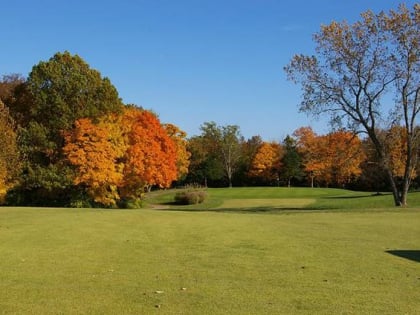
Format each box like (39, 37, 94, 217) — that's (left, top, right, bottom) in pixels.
(174, 190, 207, 205)
(119, 198, 143, 209)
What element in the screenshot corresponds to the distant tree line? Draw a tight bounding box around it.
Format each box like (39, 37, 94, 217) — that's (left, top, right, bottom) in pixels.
(183, 122, 420, 194)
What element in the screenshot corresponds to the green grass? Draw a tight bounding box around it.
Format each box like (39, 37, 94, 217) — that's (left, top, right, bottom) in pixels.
(1, 188, 420, 314)
(146, 187, 420, 211)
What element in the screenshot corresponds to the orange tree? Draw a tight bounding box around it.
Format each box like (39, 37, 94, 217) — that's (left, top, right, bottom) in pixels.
(295, 127, 365, 187)
(294, 127, 324, 187)
(64, 107, 181, 207)
(163, 123, 191, 181)
(120, 107, 178, 200)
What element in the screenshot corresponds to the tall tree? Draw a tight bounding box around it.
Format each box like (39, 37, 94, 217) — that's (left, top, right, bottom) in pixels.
(15, 51, 123, 205)
(121, 107, 178, 199)
(185, 135, 224, 186)
(285, 4, 420, 206)
(200, 122, 243, 188)
(281, 135, 302, 187)
(294, 127, 323, 187)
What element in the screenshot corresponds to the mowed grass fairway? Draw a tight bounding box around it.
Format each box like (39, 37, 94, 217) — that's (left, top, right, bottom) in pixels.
(1, 188, 420, 314)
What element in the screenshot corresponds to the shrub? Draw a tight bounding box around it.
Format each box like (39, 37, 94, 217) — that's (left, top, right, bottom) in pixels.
(119, 198, 143, 209)
(174, 190, 207, 205)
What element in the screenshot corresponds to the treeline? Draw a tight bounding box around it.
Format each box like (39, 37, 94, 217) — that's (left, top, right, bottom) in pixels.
(1, 51, 418, 208)
(185, 123, 419, 192)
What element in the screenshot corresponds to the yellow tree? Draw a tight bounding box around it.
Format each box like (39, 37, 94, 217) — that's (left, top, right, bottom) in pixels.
(294, 127, 324, 187)
(295, 127, 365, 187)
(0, 100, 20, 200)
(63, 116, 126, 206)
(163, 123, 191, 181)
(248, 142, 282, 185)
(325, 131, 365, 186)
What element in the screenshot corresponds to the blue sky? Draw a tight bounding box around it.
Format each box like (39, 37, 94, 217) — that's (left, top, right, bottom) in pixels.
(1, 0, 417, 140)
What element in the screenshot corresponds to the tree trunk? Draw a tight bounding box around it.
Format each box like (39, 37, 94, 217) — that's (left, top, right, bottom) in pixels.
(385, 168, 403, 206)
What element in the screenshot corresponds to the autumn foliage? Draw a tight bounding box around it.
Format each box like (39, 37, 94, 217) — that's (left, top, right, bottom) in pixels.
(63, 107, 179, 206)
(295, 127, 365, 187)
(121, 108, 178, 199)
(163, 123, 191, 180)
(0, 100, 20, 196)
(248, 142, 282, 184)
(63, 117, 125, 206)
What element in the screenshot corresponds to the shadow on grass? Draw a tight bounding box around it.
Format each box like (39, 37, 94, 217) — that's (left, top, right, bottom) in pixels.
(386, 250, 420, 263)
(324, 193, 392, 199)
(155, 205, 335, 214)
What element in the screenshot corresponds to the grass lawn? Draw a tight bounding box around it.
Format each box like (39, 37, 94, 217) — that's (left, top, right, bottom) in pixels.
(146, 187, 420, 211)
(1, 188, 420, 314)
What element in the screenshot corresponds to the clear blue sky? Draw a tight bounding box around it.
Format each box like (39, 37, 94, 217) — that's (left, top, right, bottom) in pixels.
(1, 0, 417, 140)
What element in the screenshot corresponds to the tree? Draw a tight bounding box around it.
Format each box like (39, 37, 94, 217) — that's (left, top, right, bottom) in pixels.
(163, 123, 191, 181)
(0, 74, 25, 105)
(285, 4, 420, 206)
(14, 51, 123, 205)
(26, 51, 122, 132)
(121, 107, 178, 199)
(63, 116, 126, 206)
(0, 100, 20, 199)
(185, 135, 224, 186)
(294, 127, 323, 187)
(281, 136, 302, 187)
(295, 127, 365, 188)
(0, 74, 30, 127)
(200, 122, 243, 187)
(248, 141, 282, 185)
(236, 135, 264, 186)
(325, 130, 366, 186)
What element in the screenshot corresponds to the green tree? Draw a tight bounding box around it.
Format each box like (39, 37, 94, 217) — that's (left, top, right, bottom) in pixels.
(200, 122, 243, 188)
(186, 135, 224, 186)
(285, 4, 420, 206)
(281, 135, 302, 187)
(236, 135, 264, 186)
(15, 51, 123, 205)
